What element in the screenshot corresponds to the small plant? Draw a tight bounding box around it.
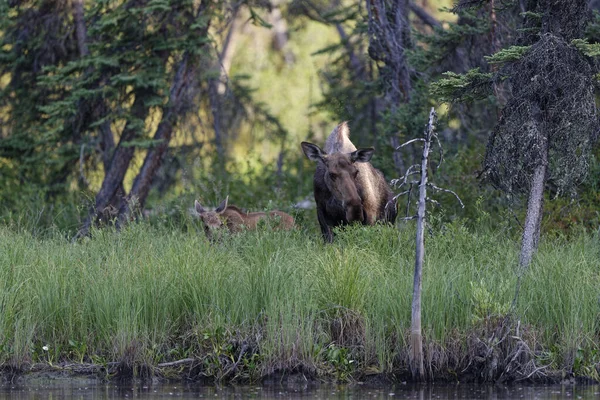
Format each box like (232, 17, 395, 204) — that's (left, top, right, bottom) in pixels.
(469, 280, 510, 322)
(325, 343, 355, 381)
(68, 339, 88, 364)
(34, 343, 54, 366)
(200, 326, 237, 380)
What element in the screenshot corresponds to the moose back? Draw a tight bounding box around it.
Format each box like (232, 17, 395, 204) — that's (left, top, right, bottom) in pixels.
(301, 122, 397, 242)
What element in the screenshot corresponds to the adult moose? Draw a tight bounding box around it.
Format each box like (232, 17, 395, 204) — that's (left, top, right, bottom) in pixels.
(194, 196, 295, 241)
(301, 122, 397, 242)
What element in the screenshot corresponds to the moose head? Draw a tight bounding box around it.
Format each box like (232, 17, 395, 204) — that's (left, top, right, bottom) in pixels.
(194, 196, 229, 234)
(301, 142, 374, 224)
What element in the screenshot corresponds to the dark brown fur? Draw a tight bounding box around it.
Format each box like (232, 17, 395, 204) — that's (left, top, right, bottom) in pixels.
(194, 197, 295, 241)
(302, 122, 397, 242)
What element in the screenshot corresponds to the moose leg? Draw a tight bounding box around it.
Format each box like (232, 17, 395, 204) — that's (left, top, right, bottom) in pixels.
(384, 198, 398, 225)
(317, 207, 334, 243)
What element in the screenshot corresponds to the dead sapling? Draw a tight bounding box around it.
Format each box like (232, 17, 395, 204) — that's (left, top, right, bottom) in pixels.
(391, 107, 464, 381)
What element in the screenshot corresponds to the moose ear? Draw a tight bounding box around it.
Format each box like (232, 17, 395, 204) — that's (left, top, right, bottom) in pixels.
(301, 142, 326, 162)
(195, 200, 206, 214)
(350, 147, 374, 163)
(215, 195, 229, 213)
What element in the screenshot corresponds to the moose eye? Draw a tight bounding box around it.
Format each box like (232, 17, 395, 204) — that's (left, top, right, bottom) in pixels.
(329, 173, 338, 180)
(353, 170, 359, 178)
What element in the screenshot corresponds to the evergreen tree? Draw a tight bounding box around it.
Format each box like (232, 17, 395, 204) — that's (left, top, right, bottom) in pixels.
(433, 0, 599, 269)
(0, 0, 286, 232)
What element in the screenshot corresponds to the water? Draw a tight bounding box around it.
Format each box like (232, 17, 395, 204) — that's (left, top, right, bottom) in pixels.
(1, 380, 599, 399)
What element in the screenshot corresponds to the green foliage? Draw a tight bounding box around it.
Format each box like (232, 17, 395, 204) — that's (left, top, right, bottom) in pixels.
(484, 45, 531, 64)
(408, 8, 490, 71)
(585, 10, 600, 43)
(0, 0, 212, 203)
(430, 68, 494, 103)
(469, 279, 511, 322)
(248, 7, 273, 28)
(571, 38, 600, 57)
(326, 343, 355, 380)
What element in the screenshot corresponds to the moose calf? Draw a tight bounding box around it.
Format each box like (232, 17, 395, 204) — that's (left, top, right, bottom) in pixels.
(194, 196, 295, 240)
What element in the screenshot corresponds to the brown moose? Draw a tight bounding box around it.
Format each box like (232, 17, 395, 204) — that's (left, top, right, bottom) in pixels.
(194, 196, 295, 240)
(301, 122, 397, 242)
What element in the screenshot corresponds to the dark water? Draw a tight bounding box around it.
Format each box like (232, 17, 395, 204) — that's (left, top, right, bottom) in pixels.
(1, 380, 599, 399)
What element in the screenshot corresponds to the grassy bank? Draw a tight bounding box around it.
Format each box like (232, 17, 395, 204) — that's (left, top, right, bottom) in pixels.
(0, 218, 599, 383)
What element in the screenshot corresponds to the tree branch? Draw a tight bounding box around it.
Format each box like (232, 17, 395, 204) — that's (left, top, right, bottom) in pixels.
(427, 182, 465, 208)
(409, 3, 441, 29)
(396, 138, 425, 149)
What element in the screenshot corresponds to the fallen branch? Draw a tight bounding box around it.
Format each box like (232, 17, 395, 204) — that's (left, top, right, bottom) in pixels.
(156, 358, 195, 368)
(516, 364, 550, 381)
(220, 343, 248, 380)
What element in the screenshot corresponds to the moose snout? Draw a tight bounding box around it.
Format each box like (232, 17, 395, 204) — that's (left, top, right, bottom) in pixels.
(345, 201, 365, 223)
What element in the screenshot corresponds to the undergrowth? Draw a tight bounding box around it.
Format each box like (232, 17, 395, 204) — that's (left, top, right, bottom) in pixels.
(0, 217, 598, 383)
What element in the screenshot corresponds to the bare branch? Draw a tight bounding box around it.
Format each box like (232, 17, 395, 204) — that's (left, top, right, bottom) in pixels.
(432, 132, 444, 170)
(391, 164, 421, 188)
(393, 189, 412, 200)
(396, 138, 425, 149)
(426, 197, 440, 207)
(157, 358, 195, 368)
(516, 365, 550, 381)
(427, 183, 465, 208)
(399, 215, 418, 221)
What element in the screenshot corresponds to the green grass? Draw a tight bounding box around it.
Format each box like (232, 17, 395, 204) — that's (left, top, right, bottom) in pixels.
(0, 217, 598, 382)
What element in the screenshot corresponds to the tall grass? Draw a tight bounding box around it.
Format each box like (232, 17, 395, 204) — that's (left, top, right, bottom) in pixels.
(0, 218, 598, 381)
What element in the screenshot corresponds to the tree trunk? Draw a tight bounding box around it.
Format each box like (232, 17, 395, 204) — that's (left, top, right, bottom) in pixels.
(217, 6, 239, 94)
(116, 56, 191, 225)
(269, 0, 294, 64)
(72, 0, 89, 57)
(518, 151, 547, 269)
(365, 0, 412, 174)
(410, 107, 435, 381)
(409, 3, 441, 29)
(76, 89, 151, 238)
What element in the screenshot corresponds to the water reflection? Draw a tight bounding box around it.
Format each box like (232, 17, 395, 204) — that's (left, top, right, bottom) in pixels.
(1, 381, 599, 399)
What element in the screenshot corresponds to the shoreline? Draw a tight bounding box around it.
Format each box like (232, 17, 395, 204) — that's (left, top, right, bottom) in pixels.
(1, 348, 595, 387)
(0, 365, 593, 387)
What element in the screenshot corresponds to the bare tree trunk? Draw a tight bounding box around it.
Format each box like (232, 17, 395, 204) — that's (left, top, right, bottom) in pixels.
(366, 0, 412, 175)
(518, 151, 547, 269)
(269, 0, 294, 64)
(217, 6, 239, 94)
(410, 108, 435, 382)
(116, 55, 192, 225)
(72, 0, 89, 57)
(115, 3, 212, 226)
(76, 89, 151, 238)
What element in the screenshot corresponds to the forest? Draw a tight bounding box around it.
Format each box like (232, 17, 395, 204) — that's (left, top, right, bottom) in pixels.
(1, 0, 600, 385)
